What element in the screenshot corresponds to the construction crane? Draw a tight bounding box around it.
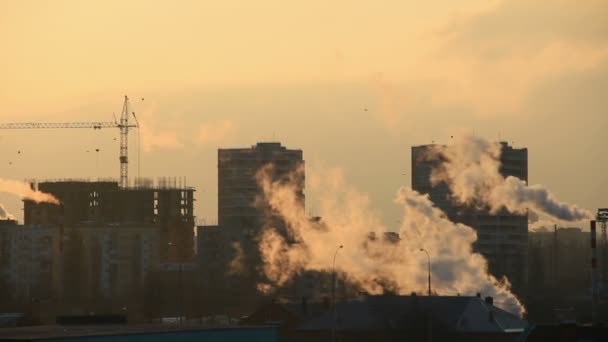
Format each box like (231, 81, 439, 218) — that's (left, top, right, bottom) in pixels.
(0, 95, 139, 188)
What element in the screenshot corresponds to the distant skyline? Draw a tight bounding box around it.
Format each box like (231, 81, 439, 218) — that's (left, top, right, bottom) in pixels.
(1, 0, 607, 226)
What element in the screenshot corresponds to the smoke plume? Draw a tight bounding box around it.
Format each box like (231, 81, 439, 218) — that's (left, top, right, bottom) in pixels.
(0, 203, 15, 220)
(255, 165, 524, 316)
(228, 241, 246, 275)
(426, 134, 593, 221)
(0, 178, 60, 204)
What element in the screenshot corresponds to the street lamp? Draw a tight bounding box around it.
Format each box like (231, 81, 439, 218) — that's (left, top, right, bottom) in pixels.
(332, 245, 343, 306)
(419, 248, 431, 296)
(331, 245, 343, 342)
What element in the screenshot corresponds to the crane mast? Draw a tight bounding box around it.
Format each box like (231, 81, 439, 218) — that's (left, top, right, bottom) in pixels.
(119, 95, 131, 188)
(0, 95, 138, 188)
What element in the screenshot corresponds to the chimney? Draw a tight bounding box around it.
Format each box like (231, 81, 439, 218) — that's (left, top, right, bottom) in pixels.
(485, 296, 493, 306)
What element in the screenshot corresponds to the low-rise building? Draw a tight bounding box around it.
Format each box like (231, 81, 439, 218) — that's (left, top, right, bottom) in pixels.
(245, 295, 528, 342)
(527, 227, 596, 323)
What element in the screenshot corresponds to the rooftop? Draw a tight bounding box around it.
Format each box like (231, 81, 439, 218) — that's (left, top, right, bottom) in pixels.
(296, 295, 527, 334)
(0, 324, 275, 341)
(30, 178, 194, 191)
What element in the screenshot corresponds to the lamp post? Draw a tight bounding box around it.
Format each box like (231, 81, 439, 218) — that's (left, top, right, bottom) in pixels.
(419, 248, 431, 296)
(331, 245, 343, 342)
(332, 245, 343, 306)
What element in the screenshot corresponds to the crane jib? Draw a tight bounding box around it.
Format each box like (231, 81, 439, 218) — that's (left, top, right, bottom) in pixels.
(0, 95, 139, 188)
(0, 122, 119, 129)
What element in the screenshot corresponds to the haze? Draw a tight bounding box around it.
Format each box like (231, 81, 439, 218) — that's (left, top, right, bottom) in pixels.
(1, 0, 607, 225)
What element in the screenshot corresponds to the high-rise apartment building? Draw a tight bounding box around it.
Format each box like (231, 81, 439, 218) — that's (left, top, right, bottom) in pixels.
(198, 142, 304, 314)
(411, 142, 528, 295)
(218, 142, 304, 228)
(0, 218, 161, 319)
(0, 220, 55, 302)
(56, 224, 160, 311)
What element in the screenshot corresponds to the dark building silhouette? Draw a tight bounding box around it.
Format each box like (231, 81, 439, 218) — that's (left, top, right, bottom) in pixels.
(198, 142, 304, 315)
(244, 295, 528, 342)
(24, 180, 195, 262)
(218, 142, 304, 228)
(526, 227, 597, 323)
(411, 142, 528, 296)
(0, 219, 55, 322)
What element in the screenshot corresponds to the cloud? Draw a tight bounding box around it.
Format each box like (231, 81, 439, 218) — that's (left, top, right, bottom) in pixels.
(194, 120, 237, 145)
(138, 122, 184, 152)
(428, 0, 608, 114)
(364, 0, 608, 127)
(132, 99, 184, 152)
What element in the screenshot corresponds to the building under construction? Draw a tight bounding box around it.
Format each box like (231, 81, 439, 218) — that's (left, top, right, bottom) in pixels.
(24, 179, 195, 262)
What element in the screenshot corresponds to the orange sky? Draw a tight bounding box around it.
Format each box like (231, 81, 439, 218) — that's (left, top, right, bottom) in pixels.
(1, 0, 607, 225)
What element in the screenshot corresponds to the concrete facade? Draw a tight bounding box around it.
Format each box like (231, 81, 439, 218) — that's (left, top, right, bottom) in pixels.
(56, 224, 160, 304)
(411, 142, 528, 295)
(0, 220, 55, 302)
(218, 142, 304, 228)
(24, 180, 195, 262)
(526, 227, 595, 322)
(198, 142, 304, 314)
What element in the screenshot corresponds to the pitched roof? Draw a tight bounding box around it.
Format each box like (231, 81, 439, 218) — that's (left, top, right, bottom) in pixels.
(296, 295, 527, 334)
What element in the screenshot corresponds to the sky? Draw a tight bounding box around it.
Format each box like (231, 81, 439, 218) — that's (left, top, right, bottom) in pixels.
(1, 0, 607, 227)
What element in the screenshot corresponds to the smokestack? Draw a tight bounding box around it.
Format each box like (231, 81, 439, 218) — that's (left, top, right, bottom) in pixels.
(591, 220, 598, 325)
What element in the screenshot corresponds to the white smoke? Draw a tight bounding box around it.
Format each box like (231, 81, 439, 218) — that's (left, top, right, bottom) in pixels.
(0, 203, 15, 220)
(426, 134, 593, 222)
(0, 178, 60, 204)
(255, 164, 524, 316)
(228, 241, 246, 275)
